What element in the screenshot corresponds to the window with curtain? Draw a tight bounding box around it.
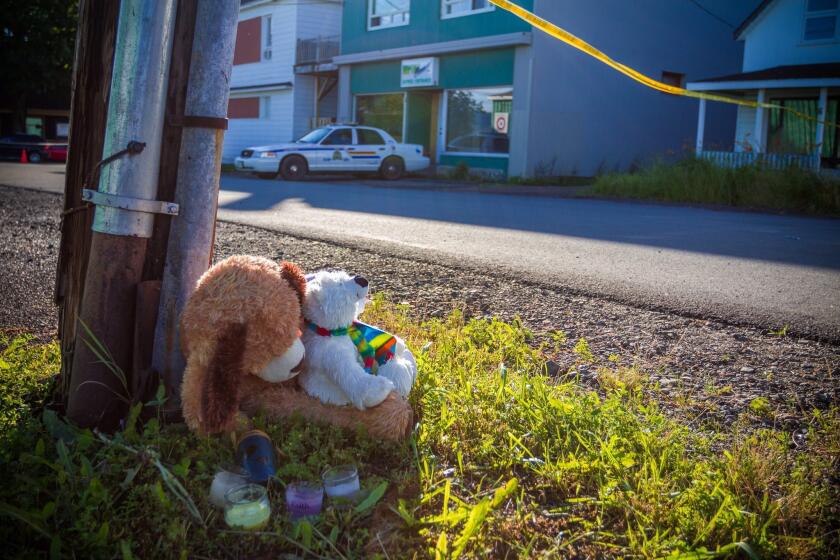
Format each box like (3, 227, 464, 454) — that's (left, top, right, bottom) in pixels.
(369, 0, 410, 30)
(768, 97, 838, 159)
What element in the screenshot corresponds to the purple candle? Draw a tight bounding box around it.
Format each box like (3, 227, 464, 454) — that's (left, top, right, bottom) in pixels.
(285, 481, 324, 520)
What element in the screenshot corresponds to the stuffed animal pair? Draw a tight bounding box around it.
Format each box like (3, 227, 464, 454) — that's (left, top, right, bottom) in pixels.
(179, 256, 416, 441)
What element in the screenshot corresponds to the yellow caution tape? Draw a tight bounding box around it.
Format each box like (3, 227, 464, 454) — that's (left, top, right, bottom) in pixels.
(488, 0, 835, 130)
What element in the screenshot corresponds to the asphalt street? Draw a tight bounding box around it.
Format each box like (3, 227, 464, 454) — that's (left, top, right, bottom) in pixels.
(3, 161, 839, 339)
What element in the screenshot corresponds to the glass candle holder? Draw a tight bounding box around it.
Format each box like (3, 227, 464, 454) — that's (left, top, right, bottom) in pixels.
(285, 481, 324, 520)
(209, 466, 250, 508)
(224, 484, 271, 530)
(236, 430, 276, 484)
(322, 464, 361, 500)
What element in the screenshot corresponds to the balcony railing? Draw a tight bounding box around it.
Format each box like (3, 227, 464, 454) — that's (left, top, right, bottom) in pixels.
(699, 151, 820, 171)
(296, 36, 340, 66)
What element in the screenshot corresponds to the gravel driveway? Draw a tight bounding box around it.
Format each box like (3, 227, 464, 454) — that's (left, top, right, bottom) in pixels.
(1, 185, 837, 432)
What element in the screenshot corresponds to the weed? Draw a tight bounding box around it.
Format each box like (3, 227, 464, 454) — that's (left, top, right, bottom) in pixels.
(573, 337, 595, 362)
(593, 157, 840, 215)
(769, 325, 790, 337)
(749, 397, 773, 417)
(1, 303, 838, 558)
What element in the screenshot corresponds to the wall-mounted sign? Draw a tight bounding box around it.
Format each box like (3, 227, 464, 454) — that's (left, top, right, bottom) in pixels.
(401, 57, 439, 88)
(494, 112, 509, 134)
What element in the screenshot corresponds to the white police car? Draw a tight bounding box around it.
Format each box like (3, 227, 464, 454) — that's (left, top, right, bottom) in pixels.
(234, 125, 430, 181)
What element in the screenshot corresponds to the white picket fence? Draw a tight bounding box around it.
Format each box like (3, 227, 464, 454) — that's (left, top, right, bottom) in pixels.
(699, 151, 820, 171)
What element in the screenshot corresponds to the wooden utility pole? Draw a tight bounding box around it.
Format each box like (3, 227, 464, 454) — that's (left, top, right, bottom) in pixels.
(58, 0, 238, 429)
(55, 0, 120, 407)
(65, 0, 178, 430)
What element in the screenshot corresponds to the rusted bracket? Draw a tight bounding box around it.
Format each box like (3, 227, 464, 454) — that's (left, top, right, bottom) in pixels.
(82, 189, 180, 216)
(167, 114, 228, 130)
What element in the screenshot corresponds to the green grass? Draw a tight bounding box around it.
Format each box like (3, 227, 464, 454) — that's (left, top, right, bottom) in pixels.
(593, 158, 840, 215)
(1, 302, 838, 559)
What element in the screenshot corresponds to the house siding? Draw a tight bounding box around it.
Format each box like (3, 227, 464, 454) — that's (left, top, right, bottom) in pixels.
(224, 91, 295, 162)
(742, 0, 840, 71)
(222, 0, 342, 162)
(522, 0, 746, 176)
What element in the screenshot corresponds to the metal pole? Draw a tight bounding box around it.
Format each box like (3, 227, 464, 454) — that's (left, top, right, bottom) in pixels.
(152, 0, 239, 411)
(67, 0, 177, 430)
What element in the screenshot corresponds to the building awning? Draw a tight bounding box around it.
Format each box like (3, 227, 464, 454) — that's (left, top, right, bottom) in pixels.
(687, 63, 840, 92)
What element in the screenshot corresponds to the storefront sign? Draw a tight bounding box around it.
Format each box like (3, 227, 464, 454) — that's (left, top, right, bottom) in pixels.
(494, 112, 509, 134)
(401, 57, 439, 88)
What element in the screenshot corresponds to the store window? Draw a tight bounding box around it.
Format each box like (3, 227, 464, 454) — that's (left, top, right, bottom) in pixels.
(804, 0, 839, 41)
(445, 87, 512, 155)
(369, 0, 410, 30)
(442, 0, 494, 19)
(356, 94, 404, 141)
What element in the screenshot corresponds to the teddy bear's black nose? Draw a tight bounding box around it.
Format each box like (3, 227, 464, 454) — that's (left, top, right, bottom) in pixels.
(354, 276, 368, 288)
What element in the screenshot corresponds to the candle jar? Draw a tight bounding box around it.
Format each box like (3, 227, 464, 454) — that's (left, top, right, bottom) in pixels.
(224, 484, 271, 530)
(236, 430, 276, 484)
(285, 481, 324, 520)
(322, 464, 361, 500)
(209, 466, 250, 508)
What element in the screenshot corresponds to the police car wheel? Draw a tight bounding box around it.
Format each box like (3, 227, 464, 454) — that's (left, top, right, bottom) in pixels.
(280, 155, 307, 181)
(380, 156, 404, 180)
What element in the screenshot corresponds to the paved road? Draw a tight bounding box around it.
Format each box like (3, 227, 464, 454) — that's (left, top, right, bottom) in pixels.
(3, 161, 840, 339)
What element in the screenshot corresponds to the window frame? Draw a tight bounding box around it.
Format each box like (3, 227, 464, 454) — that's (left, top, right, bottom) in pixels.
(260, 96, 271, 120)
(440, 0, 495, 20)
(440, 86, 513, 159)
(356, 127, 387, 145)
(261, 15, 273, 60)
(368, 0, 411, 31)
(320, 127, 354, 146)
(802, 0, 840, 43)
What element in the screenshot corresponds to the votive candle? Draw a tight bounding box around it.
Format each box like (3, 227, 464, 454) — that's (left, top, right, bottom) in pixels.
(209, 466, 250, 508)
(322, 464, 361, 500)
(285, 481, 324, 520)
(224, 484, 271, 530)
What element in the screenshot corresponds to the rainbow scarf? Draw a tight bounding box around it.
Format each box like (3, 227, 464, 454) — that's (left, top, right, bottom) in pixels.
(308, 321, 397, 374)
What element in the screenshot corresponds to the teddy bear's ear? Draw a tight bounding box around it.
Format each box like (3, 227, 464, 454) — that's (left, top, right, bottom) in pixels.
(280, 261, 306, 308)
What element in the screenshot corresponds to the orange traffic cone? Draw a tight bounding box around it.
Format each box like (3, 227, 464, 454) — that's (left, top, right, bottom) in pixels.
(20, 149, 28, 164)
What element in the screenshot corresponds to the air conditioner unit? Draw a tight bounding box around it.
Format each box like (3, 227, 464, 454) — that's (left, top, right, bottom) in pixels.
(263, 48, 272, 60)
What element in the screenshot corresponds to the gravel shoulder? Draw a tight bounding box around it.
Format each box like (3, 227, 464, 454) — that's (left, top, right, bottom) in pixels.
(1, 184, 837, 433)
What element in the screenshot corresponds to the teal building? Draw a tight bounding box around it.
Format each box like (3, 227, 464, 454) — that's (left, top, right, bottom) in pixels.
(334, 1, 753, 177)
(334, 0, 533, 176)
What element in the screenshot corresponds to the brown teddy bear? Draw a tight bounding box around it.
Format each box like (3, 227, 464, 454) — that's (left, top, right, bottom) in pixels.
(179, 255, 413, 441)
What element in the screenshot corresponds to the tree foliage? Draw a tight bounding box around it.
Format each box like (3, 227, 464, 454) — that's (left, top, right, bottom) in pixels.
(0, 0, 78, 131)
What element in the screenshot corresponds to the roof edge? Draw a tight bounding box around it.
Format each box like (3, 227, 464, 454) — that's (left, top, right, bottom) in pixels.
(734, 0, 776, 40)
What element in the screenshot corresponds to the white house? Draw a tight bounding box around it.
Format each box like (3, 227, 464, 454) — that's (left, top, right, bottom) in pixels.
(223, 0, 342, 163)
(688, 0, 840, 171)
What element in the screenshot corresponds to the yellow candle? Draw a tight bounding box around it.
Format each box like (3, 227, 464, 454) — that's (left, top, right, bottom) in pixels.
(224, 484, 271, 530)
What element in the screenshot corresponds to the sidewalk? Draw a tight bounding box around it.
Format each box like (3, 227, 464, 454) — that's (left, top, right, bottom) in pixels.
(221, 168, 593, 198)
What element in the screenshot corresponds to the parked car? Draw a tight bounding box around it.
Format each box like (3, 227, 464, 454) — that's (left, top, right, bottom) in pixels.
(447, 132, 509, 154)
(0, 134, 49, 162)
(234, 125, 430, 181)
(44, 144, 68, 162)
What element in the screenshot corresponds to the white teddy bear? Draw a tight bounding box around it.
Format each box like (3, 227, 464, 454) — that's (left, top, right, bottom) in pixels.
(298, 270, 417, 410)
